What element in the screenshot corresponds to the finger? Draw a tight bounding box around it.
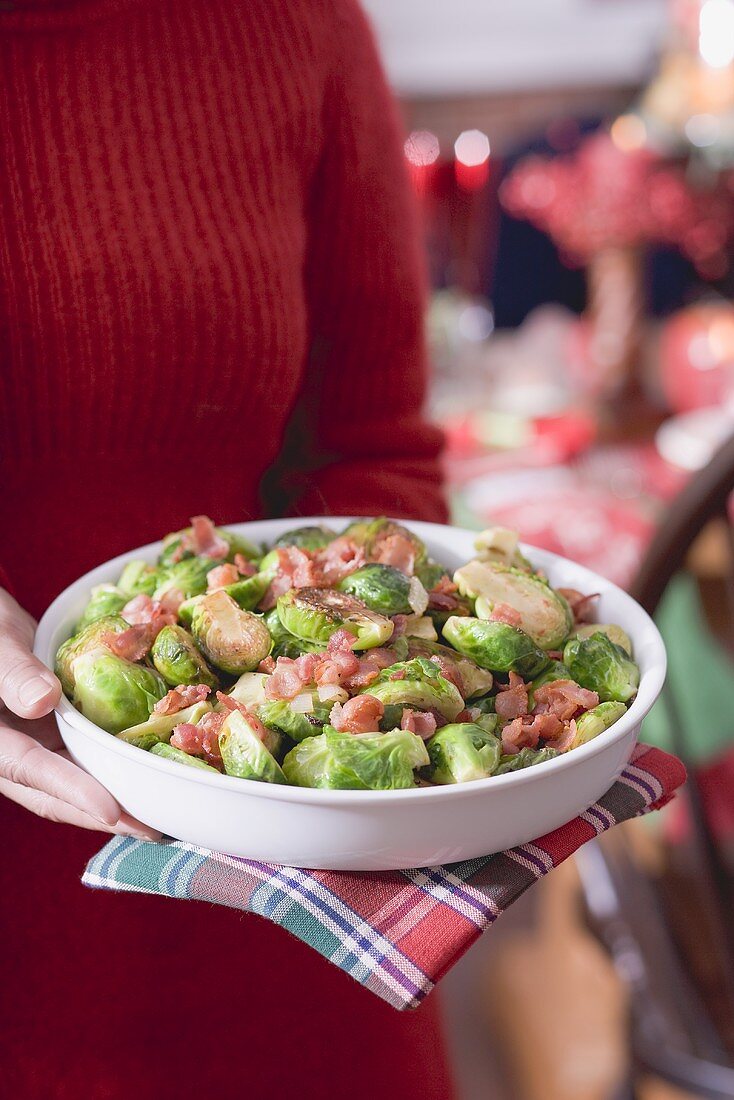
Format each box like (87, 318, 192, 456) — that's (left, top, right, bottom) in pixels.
(0, 723, 121, 826)
(0, 777, 161, 839)
(0, 605, 61, 718)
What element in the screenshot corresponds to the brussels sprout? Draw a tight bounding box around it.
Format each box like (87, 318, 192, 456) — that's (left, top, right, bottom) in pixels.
(469, 694, 495, 715)
(76, 585, 128, 631)
(71, 652, 166, 734)
(154, 557, 216, 601)
(473, 527, 534, 572)
(341, 519, 371, 542)
(227, 671, 270, 709)
(116, 700, 212, 750)
(361, 517, 428, 568)
(527, 660, 573, 707)
(218, 710, 286, 784)
(223, 572, 270, 611)
(571, 701, 627, 749)
(272, 525, 336, 551)
(338, 563, 413, 616)
(455, 560, 572, 650)
(415, 560, 450, 591)
(563, 632, 640, 703)
(55, 615, 130, 696)
(403, 615, 438, 641)
(261, 608, 325, 660)
(177, 595, 204, 628)
(150, 742, 220, 771)
(495, 747, 559, 774)
(257, 549, 282, 580)
(191, 592, 271, 674)
(150, 624, 218, 688)
(276, 588, 393, 651)
(159, 524, 259, 568)
(282, 726, 429, 790)
(117, 560, 160, 597)
(360, 657, 465, 721)
(572, 623, 633, 656)
(475, 712, 500, 736)
(443, 616, 550, 679)
(405, 638, 493, 699)
(426, 722, 501, 784)
(257, 697, 333, 743)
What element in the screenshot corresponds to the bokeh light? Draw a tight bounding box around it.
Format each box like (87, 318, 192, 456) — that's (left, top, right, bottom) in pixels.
(610, 114, 647, 153)
(404, 130, 440, 167)
(699, 0, 734, 67)
(454, 129, 491, 167)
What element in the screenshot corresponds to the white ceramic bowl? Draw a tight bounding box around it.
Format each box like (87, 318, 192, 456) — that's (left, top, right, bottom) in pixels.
(34, 518, 666, 870)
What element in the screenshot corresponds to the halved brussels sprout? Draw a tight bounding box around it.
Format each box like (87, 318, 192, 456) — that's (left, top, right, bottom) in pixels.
(495, 747, 559, 774)
(257, 548, 282, 580)
(117, 560, 160, 597)
(76, 585, 128, 631)
(415, 560, 450, 591)
(71, 651, 166, 734)
(360, 657, 465, 721)
(455, 560, 572, 650)
(426, 722, 501, 784)
(257, 697, 333, 743)
(150, 624, 218, 688)
(177, 595, 204, 629)
(282, 726, 429, 790)
(563, 632, 640, 703)
(338, 563, 413, 616)
(262, 608, 325, 660)
(473, 527, 534, 572)
(116, 700, 212, 750)
(55, 615, 130, 696)
(571, 701, 627, 749)
(276, 588, 393, 651)
(406, 638, 493, 699)
(150, 742, 220, 771)
(571, 623, 633, 656)
(223, 572, 270, 611)
(218, 710, 286, 784)
(272, 525, 336, 551)
(191, 591, 271, 674)
(154, 557, 216, 601)
(442, 616, 550, 679)
(227, 671, 270, 709)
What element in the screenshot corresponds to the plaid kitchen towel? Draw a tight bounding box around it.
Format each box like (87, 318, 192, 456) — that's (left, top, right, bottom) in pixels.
(82, 743, 685, 1010)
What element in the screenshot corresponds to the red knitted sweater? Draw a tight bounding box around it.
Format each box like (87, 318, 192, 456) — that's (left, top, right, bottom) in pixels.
(0, 4, 453, 1098)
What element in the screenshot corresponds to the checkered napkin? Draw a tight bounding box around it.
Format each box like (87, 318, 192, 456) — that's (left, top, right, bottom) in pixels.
(82, 743, 684, 1010)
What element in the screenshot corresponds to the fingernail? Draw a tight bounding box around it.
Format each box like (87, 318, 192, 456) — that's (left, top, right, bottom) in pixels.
(18, 675, 56, 708)
(126, 828, 162, 842)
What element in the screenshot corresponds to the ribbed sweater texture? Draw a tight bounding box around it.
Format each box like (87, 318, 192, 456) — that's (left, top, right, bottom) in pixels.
(0, 5, 453, 1098)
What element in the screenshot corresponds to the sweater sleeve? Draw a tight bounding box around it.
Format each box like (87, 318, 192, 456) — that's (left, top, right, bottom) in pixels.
(0, 564, 14, 597)
(264, 0, 447, 526)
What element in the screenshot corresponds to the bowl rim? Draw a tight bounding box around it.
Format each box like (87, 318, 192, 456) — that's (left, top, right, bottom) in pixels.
(34, 517, 667, 806)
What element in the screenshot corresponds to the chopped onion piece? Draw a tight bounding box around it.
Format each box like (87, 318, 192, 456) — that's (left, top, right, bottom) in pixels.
(290, 692, 315, 713)
(408, 576, 429, 616)
(317, 683, 348, 705)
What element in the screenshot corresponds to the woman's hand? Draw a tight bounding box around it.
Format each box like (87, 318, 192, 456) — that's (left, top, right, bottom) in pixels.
(0, 588, 160, 838)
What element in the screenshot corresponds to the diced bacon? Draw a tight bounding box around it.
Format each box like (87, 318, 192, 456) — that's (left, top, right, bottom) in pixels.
(489, 602, 523, 628)
(328, 629, 356, 654)
(495, 672, 529, 720)
(233, 553, 256, 577)
(258, 656, 276, 674)
(153, 683, 211, 716)
(314, 648, 360, 686)
(121, 594, 155, 625)
(102, 623, 157, 662)
(389, 669, 406, 680)
(215, 691, 270, 740)
(532, 679, 599, 723)
(181, 515, 229, 560)
(501, 717, 540, 755)
(341, 648, 395, 691)
(428, 574, 461, 612)
(263, 655, 318, 701)
(558, 587, 599, 625)
(526, 712, 564, 742)
(544, 719, 577, 753)
(260, 547, 321, 609)
(121, 593, 178, 632)
(428, 653, 463, 692)
(390, 614, 408, 638)
(400, 709, 437, 740)
(171, 709, 225, 766)
(373, 534, 416, 575)
(315, 537, 365, 585)
(330, 694, 385, 734)
(158, 588, 185, 616)
(206, 563, 241, 592)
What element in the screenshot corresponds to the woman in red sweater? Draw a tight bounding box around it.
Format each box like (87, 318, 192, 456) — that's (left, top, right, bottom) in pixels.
(0, 1, 454, 1097)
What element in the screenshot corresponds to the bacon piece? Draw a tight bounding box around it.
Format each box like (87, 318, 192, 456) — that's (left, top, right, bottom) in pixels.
(328, 629, 357, 654)
(389, 669, 406, 681)
(558, 587, 599, 625)
(532, 679, 599, 723)
(158, 588, 185, 616)
(543, 718, 577, 753)
(233, 553, 256, 577)
(400, 708, 437, 740)
(260, 547, 322, 609)
(316, 537, 365, 585)
(495, 672, 529, 720)
(121, 593, 178, 632)
(102, 623, 157, 662)
(489, 602, 522, 628)
(341, 647, 395, 691)
(258, 656, 276, 674)
(215, 691, 270, 740)
(263, 653, 319, 701)
(501, 717, 540, 755)
(171, 709, 225, 766)
(390, 614, 408, 638)
(153, 683, 211, 716)
(428, 653, 463, 692)
(181, 515, 229, 560)
(427, 574, 461, 612)
(330, 694, 385, 734)
(314, 648, 360, 686)
(373, 534, 416, 575)
(206, 563, 241, 592)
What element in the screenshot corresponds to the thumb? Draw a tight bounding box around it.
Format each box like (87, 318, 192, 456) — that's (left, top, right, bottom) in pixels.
(0, 596, 62, 719)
